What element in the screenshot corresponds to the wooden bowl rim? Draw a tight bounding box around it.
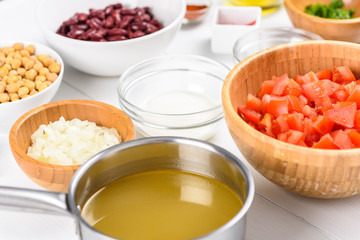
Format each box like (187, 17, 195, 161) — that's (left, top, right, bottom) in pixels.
(222, 40, 360, 157)
(9, 99, 135, 170)
(284, 0, 360, 24)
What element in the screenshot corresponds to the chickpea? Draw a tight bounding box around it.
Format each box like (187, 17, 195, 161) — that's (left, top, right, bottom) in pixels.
(9, 92, 19, 101)
(12, 43, 23, 51)
(42, 58, 54, 68)
(3, 76, 9, 84)
(17, 67, 26, 77)
(5, 56, 13, 65)
(3, 63, 11, 71)
(23, 59, 35, 70)
(0, 92, 9, 103)
(29, 89, 38, 96)
(25, 69, 37, 80)
(49, 62, 61, 74)
(0, 84, 4, 93)
(18, 86, 29, 98)
(0, 66, 8, 77)
(17, 80, 24, 87)
(0, 55, 5, 67)
(24, 79, 35, 91)
(0, 80, 6, 88)
(8, 75, 18, 83)
(39, 67, 49, 76)
(33, 61, 43, 72)
(13, 52, 22, 60)
(10, 58, 21, 70)
(24, 45, 35, 55)
(46, 72, 58, 82)
(19, 49, 30, 58)
(45, 81, 52, 87)
(35, 75, 46, 82)
(2, 47, 15, 56)
(21, 94, 29, 99)
(37, 82, 48, 92)
(34, 80, 42, 90)
(9, 70, 18, 76)
(6, 82, 20, 93)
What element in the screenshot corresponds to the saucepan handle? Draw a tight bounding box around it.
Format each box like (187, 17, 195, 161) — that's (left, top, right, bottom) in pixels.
(0, 186, 72, 216)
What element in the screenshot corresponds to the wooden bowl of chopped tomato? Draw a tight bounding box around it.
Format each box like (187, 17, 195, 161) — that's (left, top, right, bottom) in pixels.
(222, 40, 360, 198)
(9, 99, 135, 192)
(284, 0, 360, 42)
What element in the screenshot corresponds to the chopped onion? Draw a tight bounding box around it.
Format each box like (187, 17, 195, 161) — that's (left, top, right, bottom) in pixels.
(27, 117, 122, 165)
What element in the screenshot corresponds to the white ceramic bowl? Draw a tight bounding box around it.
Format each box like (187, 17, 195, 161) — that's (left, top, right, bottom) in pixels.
(0, 41, 64, 135)
(36, 0, 186, 77)
(118, 55, 230, 140)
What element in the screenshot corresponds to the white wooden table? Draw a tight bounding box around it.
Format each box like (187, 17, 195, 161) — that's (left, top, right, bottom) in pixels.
(0, 0, 359, 239)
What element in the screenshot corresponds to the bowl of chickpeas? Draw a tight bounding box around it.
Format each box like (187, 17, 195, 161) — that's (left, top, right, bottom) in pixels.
(0, 41, 64, 135)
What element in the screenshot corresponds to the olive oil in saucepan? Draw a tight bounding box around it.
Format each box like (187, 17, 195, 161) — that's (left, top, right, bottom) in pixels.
(81, 169, 244, 240)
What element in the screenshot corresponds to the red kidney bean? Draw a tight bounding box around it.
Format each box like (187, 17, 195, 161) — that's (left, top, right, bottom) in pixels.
(89, 9, 106, 19)
(88, 18, 103, 29)
(106, 35, 127, 41)
(76, 13, 88, 22)
(108, 28, 128, 36)
(111, 9, 122, 24)
(104, 16, 115, 28)
(104, 5, 114, 16)
(119, 15, 134, 29)
(131, 30, 145, 38)
(56, 4, 163, 42)
(67, 28, 84, 39)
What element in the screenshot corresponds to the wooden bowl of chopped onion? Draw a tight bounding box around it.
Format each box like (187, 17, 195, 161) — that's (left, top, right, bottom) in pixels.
(284, 0, 360, 42)
(222, 40, 360, 198)
(9, 99, 135, 192)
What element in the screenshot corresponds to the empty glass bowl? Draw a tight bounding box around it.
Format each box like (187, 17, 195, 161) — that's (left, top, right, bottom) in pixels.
(117, 55, 230, 139)
(233, 27, 323, 63)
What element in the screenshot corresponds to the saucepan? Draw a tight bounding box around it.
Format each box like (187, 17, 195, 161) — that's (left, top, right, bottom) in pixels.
(0, 137, 254, 240)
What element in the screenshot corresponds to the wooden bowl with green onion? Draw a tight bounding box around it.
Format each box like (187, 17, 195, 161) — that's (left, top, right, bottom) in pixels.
(222, 40, 360, 199)
(284, 0, 360, 42)
(9, 99, 135, 193)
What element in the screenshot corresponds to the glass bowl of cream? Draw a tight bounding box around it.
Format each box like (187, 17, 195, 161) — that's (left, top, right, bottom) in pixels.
(117, 55, 229, 140)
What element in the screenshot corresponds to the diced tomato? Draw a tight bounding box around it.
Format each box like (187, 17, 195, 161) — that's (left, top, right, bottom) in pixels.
(312, 134, 338, 149)
(303, 118, 319, 147)
(347, 130, 360, 147)
(333, 88, 349, 102)
(302, 80, 332, 110)
(237, 65, 360, 149)
(286, 95, 302, 112)
(299, 95, 309, 106)
(316, 68, 332, 80)
(286, 113, 304, 131)
(283, 78, 303, 97)
(312, 116, 334, 135)
(272, 73, 289, 96)
(258, 80, 275, 98)
(354, 110, 360, 130)
(301, 105, 317, 118)
(346, 85, 360, 108)
(332, 66, 356, 84)
(297, 140, 308, 147)
(238, 106, 261, 124)
(286, 130, 305, 145)
(245, 93, 262, 113)
(324, 102, 356, 128)
(276, 115, 289, 133)
(332, 130, 353, 149)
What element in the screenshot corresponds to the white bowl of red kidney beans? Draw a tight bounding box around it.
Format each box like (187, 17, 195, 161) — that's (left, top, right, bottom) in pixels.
(36, 0, 186, 76)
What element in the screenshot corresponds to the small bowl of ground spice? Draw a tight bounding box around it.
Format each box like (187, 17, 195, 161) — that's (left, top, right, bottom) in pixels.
(183, 0, 211, 24)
